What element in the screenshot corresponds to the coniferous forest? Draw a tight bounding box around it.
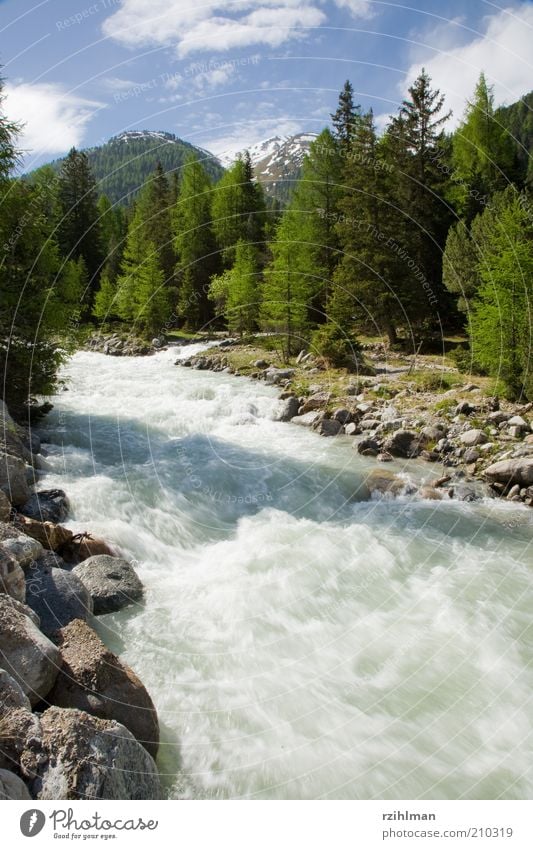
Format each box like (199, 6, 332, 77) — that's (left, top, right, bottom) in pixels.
(1, 69, 532, 414)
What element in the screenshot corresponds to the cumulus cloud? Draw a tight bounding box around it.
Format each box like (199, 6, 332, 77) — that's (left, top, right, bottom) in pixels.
(102, 0, 373, 56)
(4, 82, 104, 157)
(403, 4, 533, 127)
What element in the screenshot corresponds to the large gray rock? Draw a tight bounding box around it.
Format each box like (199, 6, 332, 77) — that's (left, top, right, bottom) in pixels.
(299, 392, 331, 414)
(1, 533, 44, 568)
(0, 453, 31, 506)
(0, 668, 32, 712)
(48, 620, 159, 758)
(460, 429, 488, 447)
(0, 595, 60, 706)
(73, 556, 143, 615)
(20, 489, 70, 524)
(484, 458, 533, 488)
(274, 396, 300, 422)
(364, 470, 410, 498)
(0, 548, 25, 602)
(383, 429, 422, 458)
(0, 769, 31, 799)
(313, 419, 342, 437)
(24, 707, 162, 800)
(265, 368, 295, 385)
(292, 411, 323, 428)
(25, 561, 93, 639)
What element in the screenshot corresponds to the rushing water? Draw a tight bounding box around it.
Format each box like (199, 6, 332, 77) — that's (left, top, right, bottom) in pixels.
(38, 346, 533, 800)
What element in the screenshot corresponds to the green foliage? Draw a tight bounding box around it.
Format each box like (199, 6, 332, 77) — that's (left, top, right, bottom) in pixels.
(57, 147, 103, 306)
(209, 240, 260, 335)
(470, 191, 533, 399)
(211, 152, 265, 267)
(496, 90, 533, 188)
(93, 268, 117, 322)
(447, 344, 486, 375)
(173, 155, 219, 327)
(331, 80, 360, 149)
(39, 132, 225, 206)
(452, 73, 517, 220)
(310, 322, 361, 370)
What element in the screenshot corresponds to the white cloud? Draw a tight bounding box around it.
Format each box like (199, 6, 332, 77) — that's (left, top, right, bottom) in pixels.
(403, 4, 533, 127)
(103, 0, 372, 56)
(4, 82, 104, 158)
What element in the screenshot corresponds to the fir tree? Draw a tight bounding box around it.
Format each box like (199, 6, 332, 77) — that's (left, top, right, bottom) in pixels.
(212, 152, 265, 267)
(173, 155, 219, 327)
(331, 80, 360, 150)
(57, 147, 103, 304)
(209, 240, 260, 335)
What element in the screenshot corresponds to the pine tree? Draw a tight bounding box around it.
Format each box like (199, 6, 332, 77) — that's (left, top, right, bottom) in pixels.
(452, 73, 517, 220)
(331, 80, 360, 150)
(97, 194, 125, 282)
(288, 128, 343, 321)
(135, 162, 175, 284)
(261, 211, 313, 358)
(173, 155, 219, 327)
(470, 190, 533, 399)
(331, 109, 402, 343)
(384, 69, 455, 335)
(212, 152, 265, 267)
(57, 147, 103, 305)
(209, 240, 260, 335)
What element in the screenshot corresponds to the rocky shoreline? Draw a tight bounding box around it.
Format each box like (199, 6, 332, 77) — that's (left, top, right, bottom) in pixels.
(0, 399, 162, 800)
(177, 342, 533, 508)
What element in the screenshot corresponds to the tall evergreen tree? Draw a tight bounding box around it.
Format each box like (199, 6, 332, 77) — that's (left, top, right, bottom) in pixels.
(261, 211, 313, 357)
(452, 73, 517, 220)
(173, 156, 219, 327)
(57, 147, 103, 304)
(470, 189, 533, 399)
(331, 110, 403, 343)
(384, 69, 455, 334)
(331, 80, 360, 150)
(209, 240, 260, 335)
(212, 152, 265, 267)
(97, 194, 126, 282)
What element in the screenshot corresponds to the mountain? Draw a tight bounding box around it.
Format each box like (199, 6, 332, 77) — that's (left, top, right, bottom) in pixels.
(220, 133, 318, 202)
(41, 130, 225, 205)
(496, 91, 533, 186)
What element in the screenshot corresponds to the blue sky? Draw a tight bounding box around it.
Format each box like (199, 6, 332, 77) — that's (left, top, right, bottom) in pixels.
(1, 0, 532, 169)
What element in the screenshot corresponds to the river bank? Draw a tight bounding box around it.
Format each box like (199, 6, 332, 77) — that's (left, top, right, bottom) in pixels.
(0, 398, 163, 800)
(176, 338, 533, 508)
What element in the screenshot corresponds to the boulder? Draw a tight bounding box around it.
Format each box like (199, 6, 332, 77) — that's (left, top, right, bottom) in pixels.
(20, 489, 70, 524)
(383, 429, 422, 458)
(0, 491, 10, 522)
(463, 448, 480, 464)
(0, 668, 32, 712)
(264, 368, 295, 385)
(0, 548, 25, 603)
(72, 556, 143, 615)
(0, 453, 31, 506)
(274, 396, 300, 422)
(14, 517, 73, 552)
(1, 533, 44, 568)
(0, 595, 60, 706)
(299, 392, 331, 414)
(48, 620, 159, 758)
(332, 408, 352, 425)
(25, 561, 93, 639)
(455, 401, 476, 416)
(460, 429, 488, 447)
(313, 419, 342, 437)
(484, 458, 533, 488)
(418, 486, 443, 501)
(344, 422, 359, 436)
(292, 411, 323, 428)
(24, 707, 162, 800)
(356, 437, 381, 456)
(0, 768, 31, 799)
(508, 415, 530, 430)
(365, 470, 409, 498)
(377, 452, 394, 462)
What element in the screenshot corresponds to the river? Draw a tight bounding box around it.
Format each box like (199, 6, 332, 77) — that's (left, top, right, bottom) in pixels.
(37, 345, 533, 800)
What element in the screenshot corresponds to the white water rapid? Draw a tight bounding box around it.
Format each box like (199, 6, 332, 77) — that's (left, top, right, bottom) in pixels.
(38, 346, 533, 800)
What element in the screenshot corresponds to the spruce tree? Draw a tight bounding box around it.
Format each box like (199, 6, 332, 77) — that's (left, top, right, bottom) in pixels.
(452, 73, 517, 220)
(209, 240, 260, 335)
(212, 152, 265, 267)
(331, 80, 360, 150)
(173, 155, 219, 327)
(57, 147, 103, 304)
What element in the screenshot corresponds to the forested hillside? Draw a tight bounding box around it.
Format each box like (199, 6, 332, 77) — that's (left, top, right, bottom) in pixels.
(496, 91, 533, 186)
(39, 131, 225, 205)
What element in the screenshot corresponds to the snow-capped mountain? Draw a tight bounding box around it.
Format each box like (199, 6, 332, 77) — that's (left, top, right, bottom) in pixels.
(219, 133, 318, 201)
